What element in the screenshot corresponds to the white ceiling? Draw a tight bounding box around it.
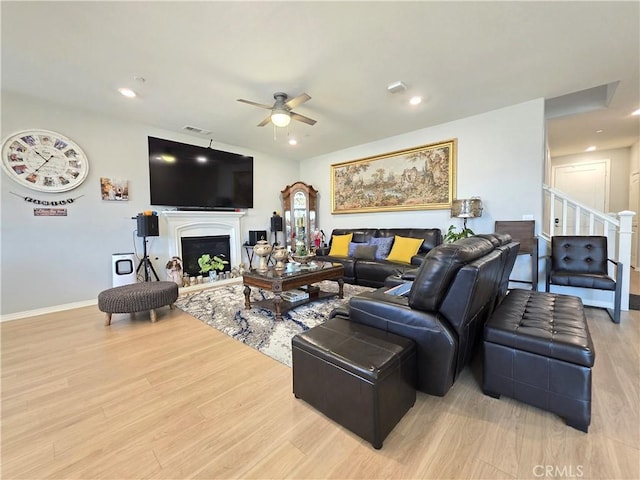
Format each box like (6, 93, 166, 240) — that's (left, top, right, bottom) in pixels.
(2, 1, 638, 161)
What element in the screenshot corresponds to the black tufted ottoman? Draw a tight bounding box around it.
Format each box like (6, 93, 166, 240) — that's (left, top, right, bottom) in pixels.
(483, 289, 595, 432)
(98, 281, 179, 326)
(292, 317, 416, 449)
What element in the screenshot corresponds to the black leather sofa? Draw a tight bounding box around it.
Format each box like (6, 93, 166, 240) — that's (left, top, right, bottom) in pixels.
(315, 228, 442, 287)
(331, 234, 520, 396)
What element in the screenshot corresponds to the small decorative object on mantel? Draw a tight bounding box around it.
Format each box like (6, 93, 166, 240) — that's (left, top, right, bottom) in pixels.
(165, 256, 183, 286)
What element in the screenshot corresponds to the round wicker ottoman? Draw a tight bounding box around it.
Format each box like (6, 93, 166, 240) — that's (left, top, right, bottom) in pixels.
(98, 281, 179, 326)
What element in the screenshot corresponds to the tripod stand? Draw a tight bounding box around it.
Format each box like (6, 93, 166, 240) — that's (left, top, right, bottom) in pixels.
(136, 236, 159, 281)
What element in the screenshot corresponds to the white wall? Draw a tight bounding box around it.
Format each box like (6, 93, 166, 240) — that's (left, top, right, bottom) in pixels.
(1, 94, 547, 317)
(300, 99, 547, 286)
(631, 141, 640, 174)
(1, 92, 300, 316)
(300, 99, 546, 240)
(550, 146, 631, 213)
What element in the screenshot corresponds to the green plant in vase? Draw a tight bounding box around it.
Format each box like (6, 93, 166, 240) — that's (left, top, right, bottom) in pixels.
(443, 225, 475, 243)
(198, 253, 229, 274)
(296, 242, 308, 256)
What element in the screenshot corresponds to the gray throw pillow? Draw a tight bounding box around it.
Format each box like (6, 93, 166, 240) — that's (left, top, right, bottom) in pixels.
(354, 245, 378, 260)
(368, 236, 394, 260)
(348, 242, 362, 257)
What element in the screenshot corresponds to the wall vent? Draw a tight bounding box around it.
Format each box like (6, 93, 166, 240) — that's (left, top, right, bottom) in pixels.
(182, 125, 212, 135)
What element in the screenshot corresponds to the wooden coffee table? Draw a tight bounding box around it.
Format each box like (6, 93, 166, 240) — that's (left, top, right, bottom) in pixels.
(242, 261, 344, 320)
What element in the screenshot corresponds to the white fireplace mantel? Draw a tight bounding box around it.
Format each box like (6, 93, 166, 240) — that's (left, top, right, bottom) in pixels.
(161, 210, 246, 267)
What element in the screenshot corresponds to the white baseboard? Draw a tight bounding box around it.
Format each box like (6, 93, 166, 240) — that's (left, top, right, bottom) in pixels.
(0, 300, 98, 323)
(0, 277, 242, 323)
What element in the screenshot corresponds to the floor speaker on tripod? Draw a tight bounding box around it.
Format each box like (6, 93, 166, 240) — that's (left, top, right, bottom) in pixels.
(135, 214, 160, 281)
(137, 215, 159, 237)
(271, 213, 283, 232)
(271, 213, 283, 246)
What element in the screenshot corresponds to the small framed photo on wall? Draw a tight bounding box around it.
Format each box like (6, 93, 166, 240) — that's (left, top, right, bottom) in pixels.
(100, 177, 129, 201)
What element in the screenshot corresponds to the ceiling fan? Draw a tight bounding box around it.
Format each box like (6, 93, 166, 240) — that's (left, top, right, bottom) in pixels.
(237, 92, 317, 128)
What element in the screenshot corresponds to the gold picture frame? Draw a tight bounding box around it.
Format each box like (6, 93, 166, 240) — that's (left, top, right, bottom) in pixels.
(331, 139, 457, 214)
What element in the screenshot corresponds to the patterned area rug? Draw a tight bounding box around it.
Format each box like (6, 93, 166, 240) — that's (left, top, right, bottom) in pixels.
(175, 281, 374, 367)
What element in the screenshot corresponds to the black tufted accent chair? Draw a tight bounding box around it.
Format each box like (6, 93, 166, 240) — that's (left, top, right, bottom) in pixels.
(545, 235, 622, 324)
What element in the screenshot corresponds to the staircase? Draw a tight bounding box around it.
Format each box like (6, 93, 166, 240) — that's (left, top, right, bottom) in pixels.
(542, 184, 634, 311)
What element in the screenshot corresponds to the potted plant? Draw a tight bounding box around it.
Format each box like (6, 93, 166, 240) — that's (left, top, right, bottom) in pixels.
(443, 225, 475, 243)
(198, 253, 229, 276)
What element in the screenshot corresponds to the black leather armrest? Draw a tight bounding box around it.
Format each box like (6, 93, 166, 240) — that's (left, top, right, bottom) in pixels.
(401, 268, 420, 281)
(608, 258, 622, 280)
(348, 290, 444, 332)
(329, 306, 349, 318)
(410, 254, 426, 266)
(316, 246, 330, 256)
(346, 290, 458, 396)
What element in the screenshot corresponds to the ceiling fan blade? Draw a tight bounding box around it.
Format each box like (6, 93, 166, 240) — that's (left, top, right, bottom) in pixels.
(237, 98, 273, 110)
(285, 93, 311, 109)
(257, 115, 272, 127)
(291, 112, 317, 126)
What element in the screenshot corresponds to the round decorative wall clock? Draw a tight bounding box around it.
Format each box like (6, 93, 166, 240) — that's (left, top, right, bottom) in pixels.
(1, 129, 89, 192)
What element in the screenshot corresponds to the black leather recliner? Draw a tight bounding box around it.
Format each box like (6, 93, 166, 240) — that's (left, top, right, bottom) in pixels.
(331, 235, 517, 396)
(385, 232, 518, 307)
(545, 235, 622, 324)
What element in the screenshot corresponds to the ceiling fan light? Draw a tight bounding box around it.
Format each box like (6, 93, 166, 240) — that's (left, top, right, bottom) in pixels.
(271, 110, 291, 127)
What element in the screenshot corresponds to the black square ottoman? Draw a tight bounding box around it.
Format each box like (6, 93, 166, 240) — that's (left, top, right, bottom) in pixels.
(483, 289, 595, 432)
(292, 317, 416, 449)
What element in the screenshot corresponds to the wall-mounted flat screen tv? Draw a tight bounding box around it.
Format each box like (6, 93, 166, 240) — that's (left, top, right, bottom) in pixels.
(148, 136, 253, 210)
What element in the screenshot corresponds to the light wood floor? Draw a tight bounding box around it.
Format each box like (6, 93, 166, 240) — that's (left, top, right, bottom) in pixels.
(1, 299, 638, 479)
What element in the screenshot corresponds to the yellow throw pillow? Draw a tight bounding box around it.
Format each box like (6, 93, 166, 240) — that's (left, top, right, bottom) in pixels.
(386, 236, 424, 264)
(328, 233, 353, 256)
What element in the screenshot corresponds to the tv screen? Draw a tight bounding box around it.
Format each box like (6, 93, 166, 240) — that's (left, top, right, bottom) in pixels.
(148, 136, 254, 209)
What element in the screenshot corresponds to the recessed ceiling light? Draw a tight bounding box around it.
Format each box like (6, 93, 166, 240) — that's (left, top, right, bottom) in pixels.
(118, 87, 136, 98)
(633, 108, 640, 116)
(196, 156, 207, 163)
(585, 146, 596, 152)
(596, 129, 603, 133)
(409, 96, 422, 106)
(288, 138, 298, 146)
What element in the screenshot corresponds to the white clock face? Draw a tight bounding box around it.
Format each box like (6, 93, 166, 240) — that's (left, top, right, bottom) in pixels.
(2, 129, 89, 192)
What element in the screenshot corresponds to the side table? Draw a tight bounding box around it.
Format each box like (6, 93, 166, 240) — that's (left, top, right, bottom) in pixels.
(243, 242, 278, 269)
